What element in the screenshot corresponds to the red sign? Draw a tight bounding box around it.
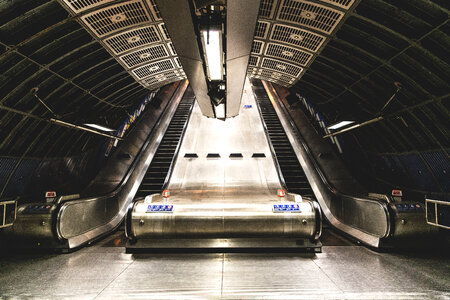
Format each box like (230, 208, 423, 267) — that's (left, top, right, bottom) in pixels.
(277, 189, 286, 197)
(392, 189, 403, 197)
(162, 190, 170, 198)
(45, 191, 56, 198)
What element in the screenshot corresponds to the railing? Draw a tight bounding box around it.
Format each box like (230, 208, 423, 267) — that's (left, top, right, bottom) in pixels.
(0, 198, 17, 228)
(426, 198, 450, 230)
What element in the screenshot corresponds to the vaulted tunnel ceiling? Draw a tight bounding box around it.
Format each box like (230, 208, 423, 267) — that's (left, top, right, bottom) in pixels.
(0, 0, 448, 162)
(0, 0, 161, 158)
(293, 0, 449, 155)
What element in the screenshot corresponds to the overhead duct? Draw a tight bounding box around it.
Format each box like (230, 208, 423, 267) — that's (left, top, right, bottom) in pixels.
(154, 0, 215, 117)
(226, 0, 261, 117)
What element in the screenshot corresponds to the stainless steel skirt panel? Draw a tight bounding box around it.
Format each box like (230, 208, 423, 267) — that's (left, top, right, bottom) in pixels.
(3, 204, 56, 241)
(130, 200, 317, 239)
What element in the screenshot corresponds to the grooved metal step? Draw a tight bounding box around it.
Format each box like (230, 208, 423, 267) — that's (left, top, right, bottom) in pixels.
(135, 88, 195, 198)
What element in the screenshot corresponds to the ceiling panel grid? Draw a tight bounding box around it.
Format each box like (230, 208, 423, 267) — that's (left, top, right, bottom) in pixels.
(248, 0, 355, 87)
(58, 0, 186, 91)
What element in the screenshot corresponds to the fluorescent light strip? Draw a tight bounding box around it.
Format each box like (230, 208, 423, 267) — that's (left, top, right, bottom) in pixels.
(215, 103, 225, 119)
(327, 121, 355, 130)
(202, 30, 222, 80)
(84, 123, 115, 132)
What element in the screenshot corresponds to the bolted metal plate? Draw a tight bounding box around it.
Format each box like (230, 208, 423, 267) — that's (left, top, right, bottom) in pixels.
(175, 57, 182, 68)
(255, 21, 271, 39)
(158, 23, 170, 40)
(276, 0, 344, 35)
(80, 0, 152, 38)
(104, 25, 161, 55)
(147, 0, 162, 21)
(119, 44, 169, 68)
(168, 42, 177, 55)
(249, 56, 261, 67)
(259, 0, 279, 19)
(270, 23, 325, 52)
(265, 42, 313, 66)
(251, 40, 265, 55)
(141, 69, 184, 87)
(257, 68, 296, 85)
(261, 57, 303, 77)
(132, 59, 176, 79)
(143, 77, 185, 90)
(247, 66, 258, 76)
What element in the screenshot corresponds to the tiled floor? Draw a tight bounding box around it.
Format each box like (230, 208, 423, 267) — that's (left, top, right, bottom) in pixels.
(0, 231, 449, 299)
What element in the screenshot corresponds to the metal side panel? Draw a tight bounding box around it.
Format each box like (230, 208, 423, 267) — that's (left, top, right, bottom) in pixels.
(155, 0, 214, 117)
(226, 0, 261, 118)
(56, 81, 189, 249)
(261, 80, 391, 248)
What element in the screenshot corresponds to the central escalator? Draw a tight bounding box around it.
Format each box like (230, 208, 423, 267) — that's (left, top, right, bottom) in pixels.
(136, 87, 195, 198)
(252, 79, 314, 198)
(126, 78, 322, 251)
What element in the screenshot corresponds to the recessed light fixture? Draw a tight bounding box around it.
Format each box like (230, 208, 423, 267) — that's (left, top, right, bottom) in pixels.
(201, 29, 223, 81)
(327, 121, 355, 130)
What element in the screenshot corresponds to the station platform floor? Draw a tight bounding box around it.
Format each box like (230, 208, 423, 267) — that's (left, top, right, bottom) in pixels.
(0, 229, 449, 299)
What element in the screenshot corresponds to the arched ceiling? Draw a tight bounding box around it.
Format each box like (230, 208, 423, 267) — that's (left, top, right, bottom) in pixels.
(0, 0, 184, 158)
(0, 0, 448, 160)
(248, 0, 448, 155)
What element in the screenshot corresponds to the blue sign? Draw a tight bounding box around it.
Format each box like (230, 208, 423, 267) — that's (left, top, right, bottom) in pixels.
(23, 205, 53, 214)
(395, 203, 422, 212)
(273, 204, 301, 213)
(244, 105, 252, 108)
(146, 204, 174, 213)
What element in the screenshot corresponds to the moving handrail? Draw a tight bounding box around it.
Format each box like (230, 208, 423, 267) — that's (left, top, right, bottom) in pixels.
(262, 81, 392, 247)
(55, 81, 189, 249)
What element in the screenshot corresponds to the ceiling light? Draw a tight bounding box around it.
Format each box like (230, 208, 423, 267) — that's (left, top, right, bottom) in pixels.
(201, 29, 223, 81)
(84, 123, 115, 132)
(327, 121, 355, 130)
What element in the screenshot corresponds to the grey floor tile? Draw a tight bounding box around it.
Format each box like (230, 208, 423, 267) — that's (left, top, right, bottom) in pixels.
(221, 253, 341, 299)
(1, 236, 449, 299)
(95, 254, 223, 299)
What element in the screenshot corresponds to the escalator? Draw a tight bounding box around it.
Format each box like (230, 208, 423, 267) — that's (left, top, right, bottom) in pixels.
(126, 78, 322, 251)
(255, 79, 437, 248)
(252, 80, 314, 198)
(2, 81, 192, 250)
(136, 89, 195, 198)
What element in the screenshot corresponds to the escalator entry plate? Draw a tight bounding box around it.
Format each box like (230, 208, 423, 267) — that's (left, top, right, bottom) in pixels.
(273, 204, 301, 213)
(146, 204, 174, 213)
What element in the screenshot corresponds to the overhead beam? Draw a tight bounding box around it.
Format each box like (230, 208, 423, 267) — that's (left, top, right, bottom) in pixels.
(226, 0, 260, 118)
(155, 0, 214, 117)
